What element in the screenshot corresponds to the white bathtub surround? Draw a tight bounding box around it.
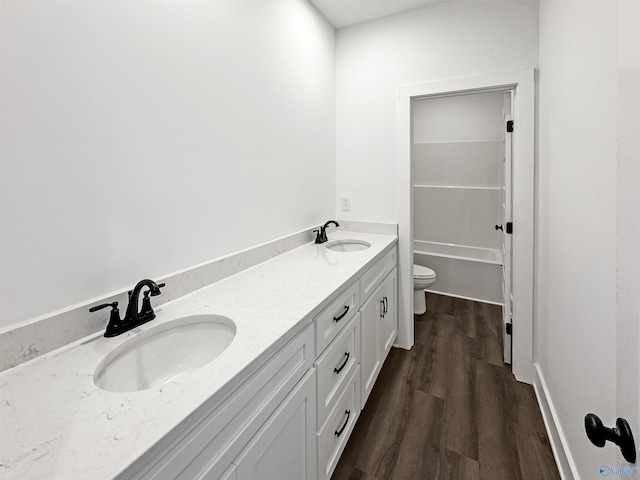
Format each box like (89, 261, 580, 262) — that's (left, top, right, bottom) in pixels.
(0, 230, 396, 479)
(414, 240, 502, 265)
(0, 222, 393, 373)
(414, 240, 503, 305)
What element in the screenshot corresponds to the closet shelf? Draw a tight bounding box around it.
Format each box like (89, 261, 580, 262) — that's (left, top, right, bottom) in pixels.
(413, 184, 501, 191)
(412, 139, 502, 145)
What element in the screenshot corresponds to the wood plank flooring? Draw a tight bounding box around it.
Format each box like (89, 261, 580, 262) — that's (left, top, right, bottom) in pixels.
(331, 293, 560, 480)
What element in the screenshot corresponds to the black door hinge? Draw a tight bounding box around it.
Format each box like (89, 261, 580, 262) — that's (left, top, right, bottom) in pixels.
(506, 120, 514, 133)
(506, 222, 513, 234)
(506, 323, 513, 335)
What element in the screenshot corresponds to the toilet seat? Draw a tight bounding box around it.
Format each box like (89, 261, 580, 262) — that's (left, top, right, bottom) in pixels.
(413, 264, 436, 280)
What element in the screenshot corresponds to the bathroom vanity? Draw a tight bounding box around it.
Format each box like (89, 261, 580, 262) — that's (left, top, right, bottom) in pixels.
(0, 230, 397, 480)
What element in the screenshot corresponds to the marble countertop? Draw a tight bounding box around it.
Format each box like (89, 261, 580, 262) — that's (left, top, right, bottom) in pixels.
(0, 230, 397, 480)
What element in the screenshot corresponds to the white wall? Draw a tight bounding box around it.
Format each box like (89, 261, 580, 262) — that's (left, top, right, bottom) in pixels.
(537, 1, 618, 476)
(0, 0, 336, 328)
(616, 0, 640, 452)
(335, 0, 538, 222)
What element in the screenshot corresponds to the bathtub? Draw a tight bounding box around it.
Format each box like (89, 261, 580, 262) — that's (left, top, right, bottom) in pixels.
(414, 240, 503, 305)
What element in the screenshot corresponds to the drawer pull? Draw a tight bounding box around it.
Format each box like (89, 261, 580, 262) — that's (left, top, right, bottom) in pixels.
(333, 305, 350, 322)
(335, 410, 351, 438)
(334, 352, 350, 374)
(379, 296, 388, 317)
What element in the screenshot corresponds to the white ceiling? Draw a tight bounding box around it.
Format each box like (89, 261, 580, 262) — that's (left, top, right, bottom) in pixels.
(309, 0, 449, 29)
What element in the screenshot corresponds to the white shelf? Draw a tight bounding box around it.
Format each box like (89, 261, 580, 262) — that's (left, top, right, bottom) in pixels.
(413, 184, 501, 191)
(412, 139, 502, 145)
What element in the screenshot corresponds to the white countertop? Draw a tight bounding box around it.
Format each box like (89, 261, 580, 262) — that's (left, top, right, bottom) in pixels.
(0, 231, 397, 480)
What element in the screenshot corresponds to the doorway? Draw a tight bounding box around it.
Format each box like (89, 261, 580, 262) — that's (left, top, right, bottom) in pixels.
(411, 89, 514, 362)
(397, 69, 535, 383)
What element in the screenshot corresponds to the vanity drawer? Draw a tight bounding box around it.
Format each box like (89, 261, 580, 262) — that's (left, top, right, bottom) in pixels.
(314, 280, 360, 356)
(360, 247, 396, 303)
(317, 366, 360, 480)
(314, 314, 359, 429)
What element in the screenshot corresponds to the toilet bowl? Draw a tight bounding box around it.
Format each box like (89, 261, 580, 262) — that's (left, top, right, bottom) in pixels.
(413, 264, 436, 315)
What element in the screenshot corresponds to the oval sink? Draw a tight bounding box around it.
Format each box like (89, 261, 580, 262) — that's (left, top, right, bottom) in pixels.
(94, 314, 236, 393)
(325, 239, 371, 252)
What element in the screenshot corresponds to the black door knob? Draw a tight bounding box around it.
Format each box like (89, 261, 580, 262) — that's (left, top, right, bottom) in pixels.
(585, 413, 636, 463)
(495, 224, 503, 231)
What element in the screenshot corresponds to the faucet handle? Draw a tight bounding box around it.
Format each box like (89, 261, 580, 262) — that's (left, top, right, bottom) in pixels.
(89, 302, 119, 313)
(140, 291, 154, 317)
(89, 302, 123, 336)
(140, 283, 165, 317)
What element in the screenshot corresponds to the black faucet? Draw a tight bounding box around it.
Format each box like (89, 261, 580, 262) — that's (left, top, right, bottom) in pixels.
(89, 279, 165, 337)
(314, 220, 340, 244)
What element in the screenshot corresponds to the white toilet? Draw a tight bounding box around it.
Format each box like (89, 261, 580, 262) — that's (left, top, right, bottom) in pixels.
(413, 264, 436, 315)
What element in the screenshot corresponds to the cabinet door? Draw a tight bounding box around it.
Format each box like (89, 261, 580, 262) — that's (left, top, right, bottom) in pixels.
(378, 268, 397, 362)
(234, 370, 317, 480)
(359, 288, 381, 407)
(360, 268, 397, 408)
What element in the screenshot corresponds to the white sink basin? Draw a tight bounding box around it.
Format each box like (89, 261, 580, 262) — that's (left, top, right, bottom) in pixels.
(94, 314, 236, 393)
(325, 239, 371, 252)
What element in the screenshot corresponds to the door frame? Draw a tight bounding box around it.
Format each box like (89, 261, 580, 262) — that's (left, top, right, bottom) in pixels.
(396, 68, 535, 383)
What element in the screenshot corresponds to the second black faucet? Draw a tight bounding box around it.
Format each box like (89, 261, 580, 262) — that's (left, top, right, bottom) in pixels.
(314, 220, 340, 244)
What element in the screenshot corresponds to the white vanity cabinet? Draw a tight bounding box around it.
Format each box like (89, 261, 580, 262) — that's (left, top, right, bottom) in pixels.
(359, 249, 398, 408)
(132, 325, 316, 480)
(1, 232, 401, 480)
(129, 245, 397, 480)
(312, 245, 397, 480)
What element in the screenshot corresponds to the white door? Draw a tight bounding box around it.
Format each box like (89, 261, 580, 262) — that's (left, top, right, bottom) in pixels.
(584, 1, 639, 471)
(501, 91, 513, 364)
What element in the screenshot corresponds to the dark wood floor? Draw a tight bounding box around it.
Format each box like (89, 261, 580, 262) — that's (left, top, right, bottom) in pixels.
(332, 293, 560, 480)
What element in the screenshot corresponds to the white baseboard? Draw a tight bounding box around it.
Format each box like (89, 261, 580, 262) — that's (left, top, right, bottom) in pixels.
(533, 364, 580, 479)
